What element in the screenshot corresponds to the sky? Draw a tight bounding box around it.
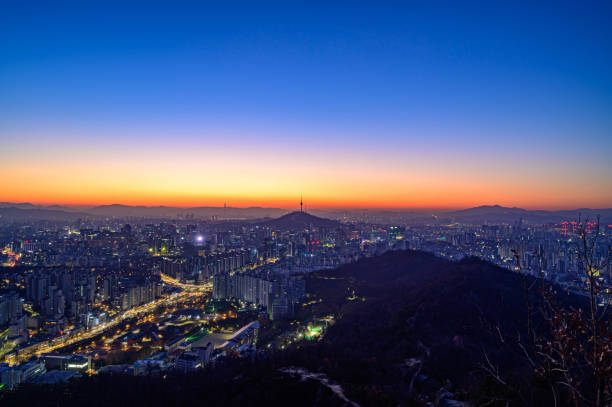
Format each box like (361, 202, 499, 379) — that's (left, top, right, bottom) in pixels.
(1, 1, 611, 210)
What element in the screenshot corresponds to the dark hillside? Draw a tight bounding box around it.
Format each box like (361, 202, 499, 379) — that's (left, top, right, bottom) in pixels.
(303, 250, 582, 404)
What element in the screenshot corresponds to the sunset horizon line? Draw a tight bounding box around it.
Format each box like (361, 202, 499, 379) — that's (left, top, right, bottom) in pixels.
(2, 200, 610, 213)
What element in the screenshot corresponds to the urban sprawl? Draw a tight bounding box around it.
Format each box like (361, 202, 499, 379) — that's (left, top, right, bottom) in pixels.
(0, 211, 610, 389)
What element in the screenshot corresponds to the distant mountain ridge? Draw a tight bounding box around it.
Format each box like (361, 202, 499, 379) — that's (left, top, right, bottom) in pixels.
(0, 207, 92, 222)
(87, 204, 288, 219)
(0, 202, 610, 224)
(445, 204, 612, 224)
(0, 203, 288, 220)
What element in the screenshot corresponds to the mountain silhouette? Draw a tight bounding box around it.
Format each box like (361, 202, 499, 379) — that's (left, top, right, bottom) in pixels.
(258, 211, 343, 230)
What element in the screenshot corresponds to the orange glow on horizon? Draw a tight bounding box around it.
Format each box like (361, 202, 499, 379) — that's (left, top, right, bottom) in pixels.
(2, 132, 610, 211)
(3, 190, 611, 212)
(2, 165, 611, 211)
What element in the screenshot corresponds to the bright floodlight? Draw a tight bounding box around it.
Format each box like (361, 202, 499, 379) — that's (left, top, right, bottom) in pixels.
(196, 235, 204, 242)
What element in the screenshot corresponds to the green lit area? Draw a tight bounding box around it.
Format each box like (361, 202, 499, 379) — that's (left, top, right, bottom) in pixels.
(185, 331, 208, 342)
(185, 326, 209, 342)
(305, 326, 322, 340)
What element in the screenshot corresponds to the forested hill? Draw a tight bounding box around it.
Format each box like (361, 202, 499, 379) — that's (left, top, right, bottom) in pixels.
(302, 251, 573, 400)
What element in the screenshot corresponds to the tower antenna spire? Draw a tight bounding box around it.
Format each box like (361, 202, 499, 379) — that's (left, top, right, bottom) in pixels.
(300, 195, 303, 213)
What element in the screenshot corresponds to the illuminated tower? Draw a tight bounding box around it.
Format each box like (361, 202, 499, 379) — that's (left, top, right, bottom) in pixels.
(300, 196, 303, 213)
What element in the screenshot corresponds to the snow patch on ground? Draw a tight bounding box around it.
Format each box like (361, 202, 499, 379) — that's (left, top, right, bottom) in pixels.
(279, 367, 360, 406)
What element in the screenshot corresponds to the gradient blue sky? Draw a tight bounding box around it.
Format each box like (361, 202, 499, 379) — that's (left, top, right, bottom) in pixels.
(1, 1, 611, 209)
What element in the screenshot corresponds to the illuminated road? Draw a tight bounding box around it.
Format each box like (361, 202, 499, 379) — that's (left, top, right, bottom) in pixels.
(4, 273, 210, 364)
(160, 273, 211, 290)
(8, 287, 210, 364)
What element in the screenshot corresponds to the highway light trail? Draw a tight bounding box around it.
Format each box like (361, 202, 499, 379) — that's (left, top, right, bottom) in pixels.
(6, 287, 209, 364)
(160, 273, 211, 290)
